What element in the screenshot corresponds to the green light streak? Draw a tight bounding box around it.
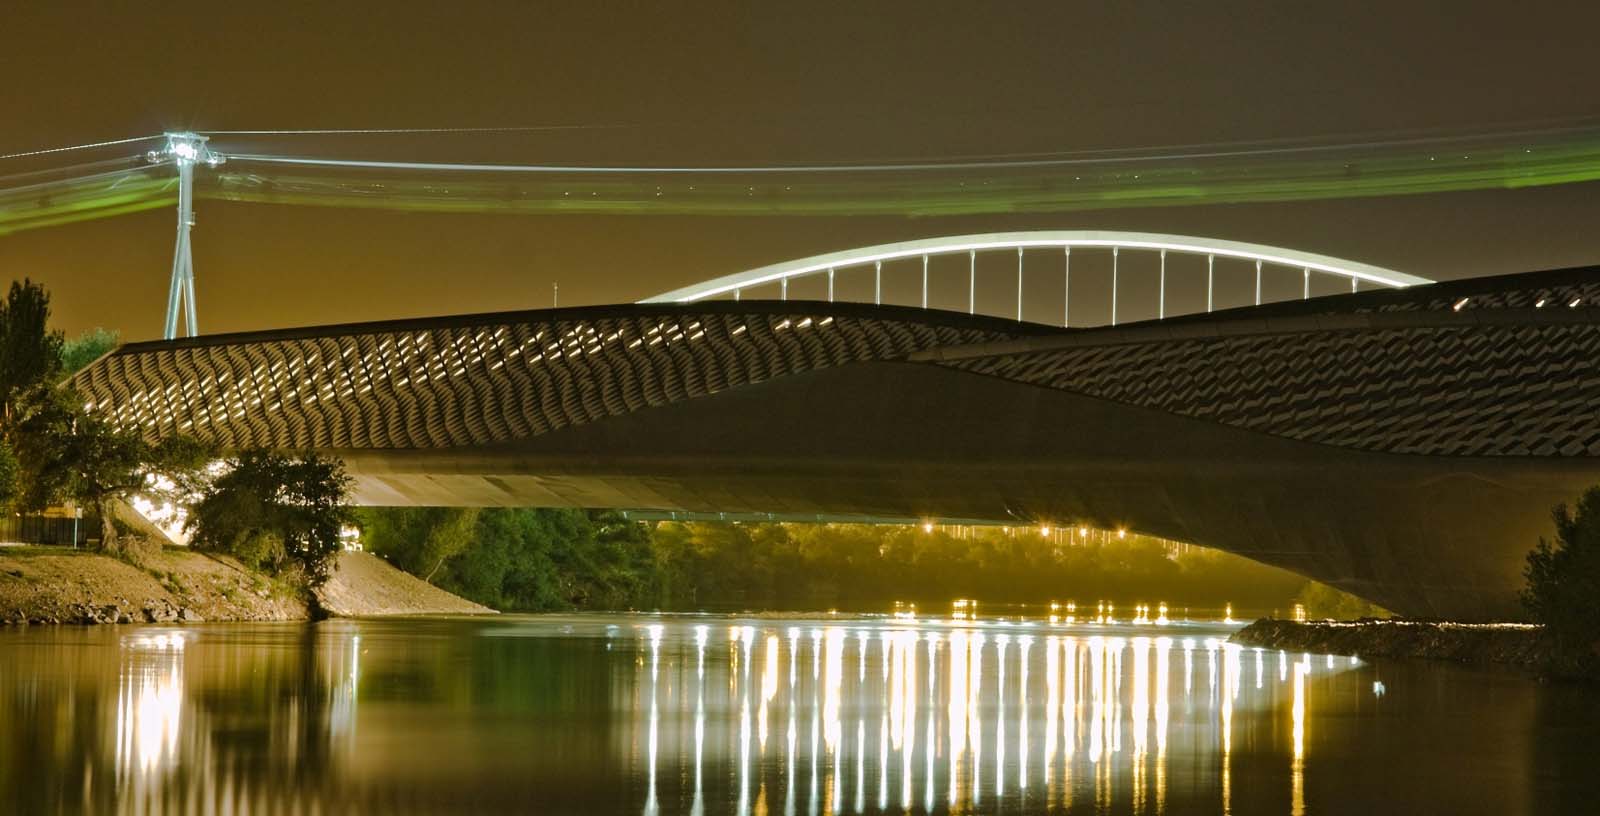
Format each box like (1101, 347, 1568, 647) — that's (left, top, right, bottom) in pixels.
(0, 168, 174, 236)
(6, 127, 1600, 233)
(203, 137, 1600, 217)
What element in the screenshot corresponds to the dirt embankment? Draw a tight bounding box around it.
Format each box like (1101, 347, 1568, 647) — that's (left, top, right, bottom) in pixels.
(0, 547, 492, 624)
(1231, 618, 1550, 668)
(318, 552, 494, 617)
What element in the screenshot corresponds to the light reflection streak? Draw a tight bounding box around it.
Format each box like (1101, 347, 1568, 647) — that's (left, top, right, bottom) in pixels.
(786, 657, 797, 816)
(825, 628, 843, 812)
(969, 632, 984, 807)
(901, 630, 918, 810)
(1292, 654, 1311, 816)
(809, 645, 820, 816)
(760, 634, 778, 750)
(1018, 635, 1031, 793)
(878, 709, 889, 812)
(1220, 640, 1234, 816)
(739, 680, 752, 816)
(1184, 638, 1194, 698)
(693, 626, 707, 816)
(610, 619, 1356, 816)
(855, 719, 864, 814)
(788, 627, 800, 689)
(115, 632, 186, 785)
(857, 630, 868, 684)
(925, 632, 939, 813)
(812, 628, 823, 680)
(1044, 635, 1059, 793)
(643, 625, 662, 816)
(1089, 637, 1105, 764)
(1155, 637, 1170, 813)
(948, 629, 967, 807)
(1132, 637, 1150, 813)
(329, 633, 361, 747)
(996, 635, 1008, 798)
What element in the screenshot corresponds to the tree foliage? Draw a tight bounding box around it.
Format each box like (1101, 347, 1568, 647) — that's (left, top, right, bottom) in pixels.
(8, 379, 209, 551)
(359, 507, 480, 582)
(59, 327, 119, 377)
(1522, 487, 1600, 663)
(0, 439, 20, 512)
(361, 507, 657, 611)
(364, 513, 1312, 614)
(0, 279, 63, 425)
(0, 282, 205, 536)
(187, 450, 355, 587)
(644, 522, 1306, 612)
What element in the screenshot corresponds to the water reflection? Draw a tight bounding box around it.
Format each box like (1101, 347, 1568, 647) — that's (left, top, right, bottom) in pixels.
(116, 632, 185, 784)
(0, 615, 1592, 814)
(619, 619, 1358, 815)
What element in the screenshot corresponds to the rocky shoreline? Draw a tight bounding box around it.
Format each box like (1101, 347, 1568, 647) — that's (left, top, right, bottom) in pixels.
(1230, 617, 1564, 672)
(15, 599, 207, 626)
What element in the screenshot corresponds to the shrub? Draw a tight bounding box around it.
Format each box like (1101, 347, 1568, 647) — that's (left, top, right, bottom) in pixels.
(187, 450, 355, 588)
(1522, 487, 1600, 666)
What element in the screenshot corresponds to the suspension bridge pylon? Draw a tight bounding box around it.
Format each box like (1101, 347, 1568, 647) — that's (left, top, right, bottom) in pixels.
(151, 132, 223, 340)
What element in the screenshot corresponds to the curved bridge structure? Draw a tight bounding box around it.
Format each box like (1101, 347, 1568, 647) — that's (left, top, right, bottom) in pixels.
(73, 249, 1600, 620)
(643, 231, 1433, 324)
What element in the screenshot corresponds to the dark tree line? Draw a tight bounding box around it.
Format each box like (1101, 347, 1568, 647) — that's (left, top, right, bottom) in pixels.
(360, 510, 1323, 614)
(1522, 486, 1600, 672)
(360, 508, 653, 610)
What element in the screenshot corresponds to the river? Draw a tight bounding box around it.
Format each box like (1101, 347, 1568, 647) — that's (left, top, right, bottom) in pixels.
(0, 613, 1594, 814)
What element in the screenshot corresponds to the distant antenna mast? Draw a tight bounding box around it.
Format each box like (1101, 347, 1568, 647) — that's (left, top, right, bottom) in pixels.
(150, 133, 223, 340)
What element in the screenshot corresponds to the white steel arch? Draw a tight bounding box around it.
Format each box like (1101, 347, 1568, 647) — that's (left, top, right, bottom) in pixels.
(641, 230, 1432, 325)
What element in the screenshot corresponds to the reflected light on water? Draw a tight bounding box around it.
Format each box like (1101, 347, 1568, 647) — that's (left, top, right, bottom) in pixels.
(1292, 655, 1311, 816)
(116, 632, 185, 783)
(1, 615, 1404, 815)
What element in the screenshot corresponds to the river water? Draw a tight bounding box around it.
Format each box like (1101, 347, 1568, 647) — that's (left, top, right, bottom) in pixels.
(0, 614, 1594, 814)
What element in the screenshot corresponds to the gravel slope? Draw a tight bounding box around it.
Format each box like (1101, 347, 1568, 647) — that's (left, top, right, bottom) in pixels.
(0, 547, 491, 624)
(316, 552, 495, 617)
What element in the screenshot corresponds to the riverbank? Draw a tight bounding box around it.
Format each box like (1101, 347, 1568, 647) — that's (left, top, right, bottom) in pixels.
(1229, 617, 1578, 674)
(0, 546, 492, 624)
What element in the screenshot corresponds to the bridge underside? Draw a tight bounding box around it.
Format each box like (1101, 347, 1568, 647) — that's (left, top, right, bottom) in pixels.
(335, 360, 1595, 620)
(75, 266, 1600, 620)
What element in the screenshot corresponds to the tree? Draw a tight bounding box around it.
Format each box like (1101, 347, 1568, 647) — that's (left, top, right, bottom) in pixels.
(8, 382, 208, 552)
(187, 450, 355, 588)
(0, 280, 201, 551)
(0, 439, 19, 513)
(0, 280, 63, 425)
(359, 507, 480, 582)
(60, 327, 119, 377)
(1522, 487, 1600, 664)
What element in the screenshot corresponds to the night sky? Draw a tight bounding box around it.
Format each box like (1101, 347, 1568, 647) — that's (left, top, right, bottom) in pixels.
(4, 3, 1600, 340)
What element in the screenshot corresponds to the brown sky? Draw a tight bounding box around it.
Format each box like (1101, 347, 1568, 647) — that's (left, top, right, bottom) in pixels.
(3, 2, 1600, 340)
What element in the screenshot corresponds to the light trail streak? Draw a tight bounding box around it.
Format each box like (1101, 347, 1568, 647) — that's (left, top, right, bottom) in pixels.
(0, 134, 163, 162)
(6, 121, 1600, 235)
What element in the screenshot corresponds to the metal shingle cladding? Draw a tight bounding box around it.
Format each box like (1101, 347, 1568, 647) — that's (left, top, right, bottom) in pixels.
(74, 309, 1020, 449)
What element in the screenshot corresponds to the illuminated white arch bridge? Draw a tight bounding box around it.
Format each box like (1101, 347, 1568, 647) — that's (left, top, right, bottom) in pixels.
(642, 231, 1434, 325)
